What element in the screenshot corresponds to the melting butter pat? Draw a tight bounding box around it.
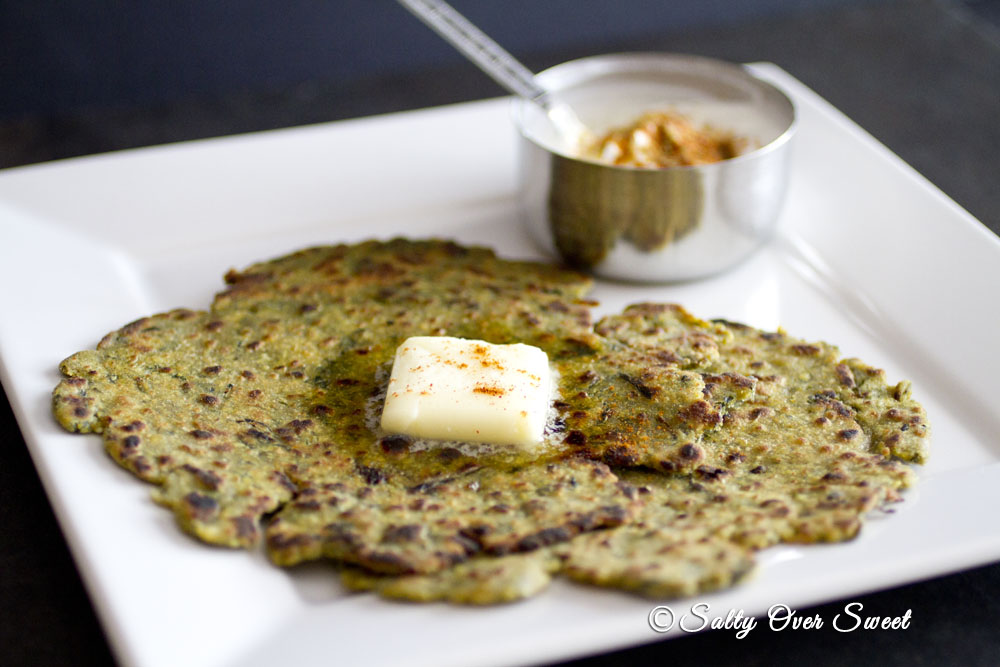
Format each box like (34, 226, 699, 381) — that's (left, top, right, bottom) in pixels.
(380, 336, 552, 449)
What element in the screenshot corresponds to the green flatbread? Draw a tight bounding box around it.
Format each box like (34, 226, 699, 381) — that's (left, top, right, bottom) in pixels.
(53, 239, 929, 603)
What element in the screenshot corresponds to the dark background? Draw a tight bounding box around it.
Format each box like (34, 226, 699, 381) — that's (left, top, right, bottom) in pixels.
(0, 0, 944, 119)
(2, 1, 1000, 665)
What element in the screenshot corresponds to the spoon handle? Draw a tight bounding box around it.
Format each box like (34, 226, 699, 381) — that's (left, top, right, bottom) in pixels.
(397, 0, 549, 104)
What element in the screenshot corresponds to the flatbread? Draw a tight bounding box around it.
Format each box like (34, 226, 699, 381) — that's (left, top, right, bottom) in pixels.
(579, 303, 928, 468)
(53, 241, 635, 569)
(53, 239, 929, 602)
(340, 550, 561, 605)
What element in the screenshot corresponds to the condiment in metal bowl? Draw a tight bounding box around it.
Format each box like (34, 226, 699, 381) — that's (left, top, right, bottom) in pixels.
(514, 53, 797, 283)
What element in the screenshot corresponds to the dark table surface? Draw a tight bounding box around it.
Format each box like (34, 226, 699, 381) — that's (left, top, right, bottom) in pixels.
(3, 0, 999, 665)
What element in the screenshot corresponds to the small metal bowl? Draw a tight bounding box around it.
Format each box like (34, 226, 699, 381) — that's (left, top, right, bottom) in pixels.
(513, 53, 796, 283)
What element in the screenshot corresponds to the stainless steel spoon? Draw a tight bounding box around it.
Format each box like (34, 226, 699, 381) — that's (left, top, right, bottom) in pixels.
(396, 0, 592, 149)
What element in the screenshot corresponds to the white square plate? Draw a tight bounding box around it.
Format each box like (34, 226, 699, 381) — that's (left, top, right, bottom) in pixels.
(2, 65, 999, 667)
